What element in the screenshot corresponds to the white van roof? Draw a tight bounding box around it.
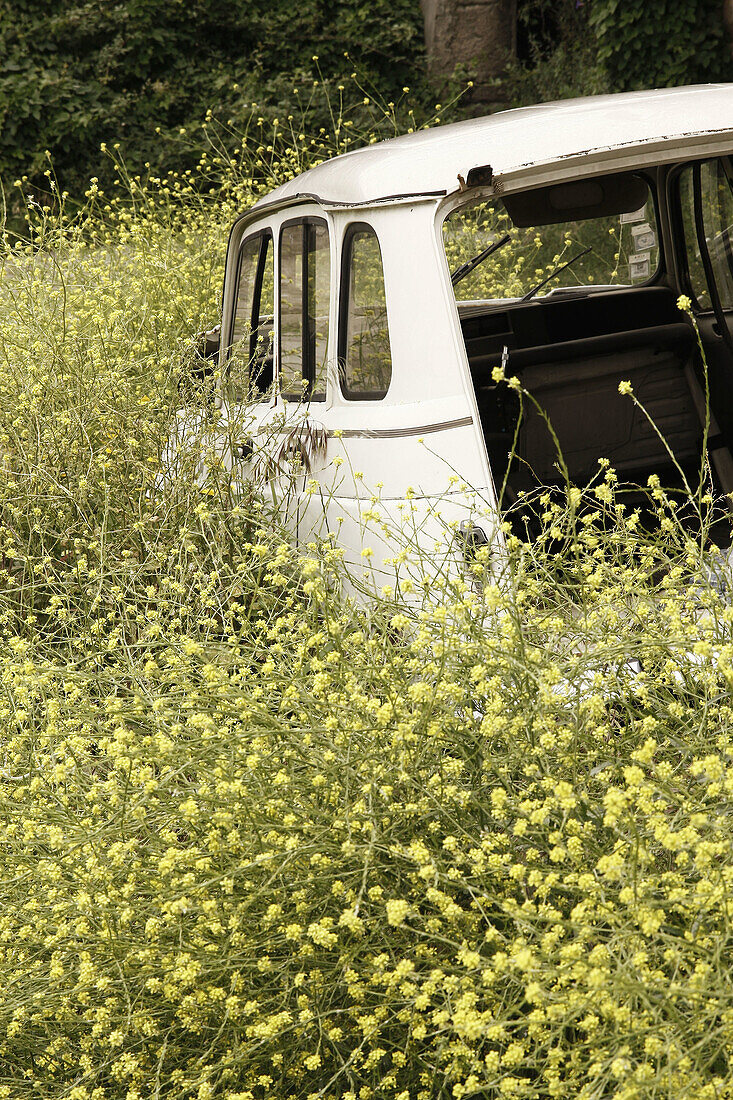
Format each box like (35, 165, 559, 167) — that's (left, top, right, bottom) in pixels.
(256, 84, 733, 209)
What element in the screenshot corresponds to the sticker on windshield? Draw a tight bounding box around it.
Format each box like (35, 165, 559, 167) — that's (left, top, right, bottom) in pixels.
(621, 204, 647, 224)
(631, 222, 656, 251)
(629, 252, 651, 280)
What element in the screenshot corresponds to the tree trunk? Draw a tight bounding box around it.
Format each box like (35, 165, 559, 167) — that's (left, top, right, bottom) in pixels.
(420, 0, 517, 105)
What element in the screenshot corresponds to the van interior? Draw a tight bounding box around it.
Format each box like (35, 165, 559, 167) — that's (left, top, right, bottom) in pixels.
(445, 165, 733, 543)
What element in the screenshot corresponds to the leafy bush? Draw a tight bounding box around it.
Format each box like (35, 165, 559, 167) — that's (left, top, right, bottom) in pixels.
(0, 0, 430, 201)
(505, 0, 733, 108)
(588, 0, 733, 92)
(502, 0, 609, 107)
(1, 102, 733, 1099)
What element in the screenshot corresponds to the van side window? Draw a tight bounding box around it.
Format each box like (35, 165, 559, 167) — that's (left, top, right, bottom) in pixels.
(229, 230, 274, 401)
(279, 219, 330, 401)
(679, 159, 733, 312)
(339, 225, 393, 400)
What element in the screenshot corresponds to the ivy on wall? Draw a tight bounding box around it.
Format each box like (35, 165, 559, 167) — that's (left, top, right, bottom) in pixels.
(0, 0, 426, 198)
(588, 0, 733, 91)
(1, 0, 732, 202)
(504, 0, 608, 105)
(505, 0, 733, 111)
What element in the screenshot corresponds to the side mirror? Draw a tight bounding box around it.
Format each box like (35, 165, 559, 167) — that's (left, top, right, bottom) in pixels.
(179, 324, 221, 407)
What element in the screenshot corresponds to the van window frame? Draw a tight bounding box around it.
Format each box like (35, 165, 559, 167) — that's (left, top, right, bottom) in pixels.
(671, 157, 733, 316)
(227, 227, 274, 401)
(278, 215, 330, 402)
(337, 221, 393, 402)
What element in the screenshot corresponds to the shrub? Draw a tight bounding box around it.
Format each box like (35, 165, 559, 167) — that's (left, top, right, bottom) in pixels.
(0, 0, 430, 200)
(588, 0, 733, 93)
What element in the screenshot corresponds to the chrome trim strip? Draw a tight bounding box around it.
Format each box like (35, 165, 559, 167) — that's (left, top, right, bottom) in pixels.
(327, 415, 473, 440)
(262, 415, 473, 442)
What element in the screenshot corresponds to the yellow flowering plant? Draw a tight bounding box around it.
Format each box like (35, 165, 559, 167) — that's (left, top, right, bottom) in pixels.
(0, 93, 732, 1100)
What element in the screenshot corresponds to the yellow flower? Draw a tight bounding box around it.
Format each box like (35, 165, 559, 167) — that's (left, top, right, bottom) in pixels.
(385, 899, 411, 925)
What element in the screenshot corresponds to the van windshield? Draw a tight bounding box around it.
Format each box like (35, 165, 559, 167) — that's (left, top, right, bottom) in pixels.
(443, 175, 660, 303)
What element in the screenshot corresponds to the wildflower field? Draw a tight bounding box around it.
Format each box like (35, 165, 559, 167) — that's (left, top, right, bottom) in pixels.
(1, 101, 733, 1100)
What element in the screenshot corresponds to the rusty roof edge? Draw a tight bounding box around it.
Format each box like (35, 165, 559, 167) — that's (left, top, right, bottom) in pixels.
(484, 128, 733, 196)
(239, 122, 733, 220)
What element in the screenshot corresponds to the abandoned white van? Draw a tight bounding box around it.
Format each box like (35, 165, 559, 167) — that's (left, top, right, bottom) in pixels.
(169, 84, 733, 587)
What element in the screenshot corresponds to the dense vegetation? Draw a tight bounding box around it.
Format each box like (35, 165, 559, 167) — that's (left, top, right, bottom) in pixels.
(0, 0, 429, 202)
(0, 101, 733, 1098)
(588, 0, 732, 93)
(508, 0, 733, 107)
(2, 0, 732, 204)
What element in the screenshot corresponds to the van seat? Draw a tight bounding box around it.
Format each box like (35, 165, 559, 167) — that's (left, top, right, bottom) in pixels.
(460, 287, 707, 494)
(514, 345, 701, 487)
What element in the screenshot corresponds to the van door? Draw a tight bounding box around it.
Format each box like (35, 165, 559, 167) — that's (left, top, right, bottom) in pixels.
(161, 222, 278, 502)
(197, 208, 333, 542)
(295, 209, 497, 590)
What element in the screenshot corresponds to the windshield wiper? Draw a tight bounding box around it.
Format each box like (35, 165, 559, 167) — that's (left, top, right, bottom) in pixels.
(520, 246, 592, 302)
(451, 233, 511, 287)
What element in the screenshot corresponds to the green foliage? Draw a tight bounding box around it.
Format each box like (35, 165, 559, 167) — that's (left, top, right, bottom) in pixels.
(0, 0, 428, 199)
(503, 0, 609, 105)
(3, 0, 732, 207)
(505, 0, 733, 108)
(588, 0, 733, 92)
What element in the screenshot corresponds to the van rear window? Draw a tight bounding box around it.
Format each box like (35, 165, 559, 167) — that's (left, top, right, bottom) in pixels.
(339, 225, 392, 401)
